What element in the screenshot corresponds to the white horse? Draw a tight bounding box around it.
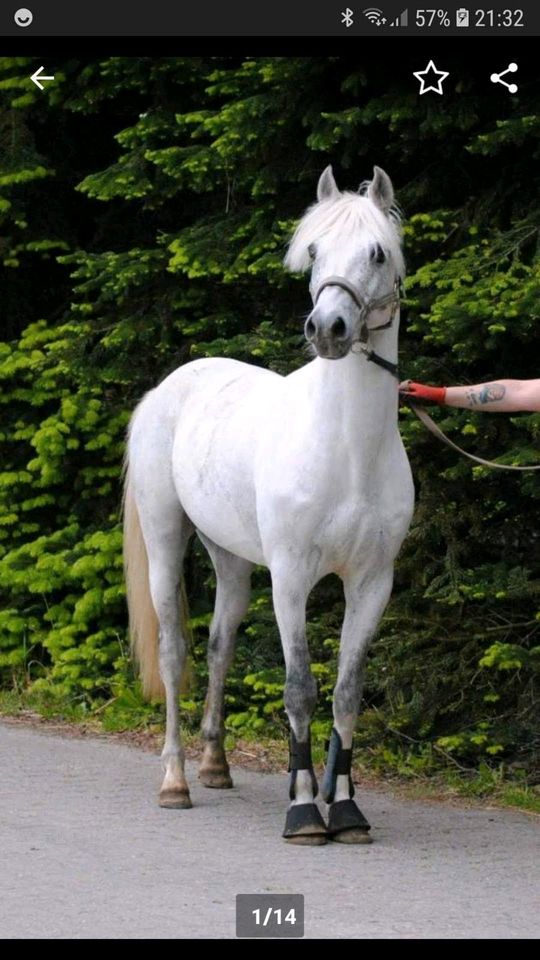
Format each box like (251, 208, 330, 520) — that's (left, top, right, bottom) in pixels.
(123, 165, 414, 844)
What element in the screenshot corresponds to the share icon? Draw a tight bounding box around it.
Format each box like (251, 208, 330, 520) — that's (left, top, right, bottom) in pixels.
(490, 62, 518, 94)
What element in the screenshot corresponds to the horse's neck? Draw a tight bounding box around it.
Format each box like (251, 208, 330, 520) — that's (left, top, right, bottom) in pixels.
(303, 327, 399, 447)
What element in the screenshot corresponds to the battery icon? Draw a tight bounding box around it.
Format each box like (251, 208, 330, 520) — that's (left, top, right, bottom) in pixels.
(456, 8, 469, 26)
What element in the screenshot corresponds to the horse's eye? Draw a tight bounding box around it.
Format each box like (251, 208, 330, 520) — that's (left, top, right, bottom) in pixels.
(371, 244, 386, 264)
(308, 243, 317, 261)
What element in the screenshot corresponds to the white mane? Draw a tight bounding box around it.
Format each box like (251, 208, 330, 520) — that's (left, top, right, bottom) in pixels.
(284, 190, 404, 277)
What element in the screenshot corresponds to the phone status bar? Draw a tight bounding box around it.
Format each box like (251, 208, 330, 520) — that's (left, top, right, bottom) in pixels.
(1, 1, 539, 37)
(340, 7, 528, 32)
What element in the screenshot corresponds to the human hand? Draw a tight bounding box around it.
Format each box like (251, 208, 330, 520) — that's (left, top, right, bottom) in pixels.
(399, 380, 447, 404)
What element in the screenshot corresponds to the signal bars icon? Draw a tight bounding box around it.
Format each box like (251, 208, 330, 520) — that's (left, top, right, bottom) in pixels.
(390, 8, 409, 26)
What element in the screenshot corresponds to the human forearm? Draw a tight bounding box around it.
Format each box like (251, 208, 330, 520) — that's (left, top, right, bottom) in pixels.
(445, 380, 540, 412)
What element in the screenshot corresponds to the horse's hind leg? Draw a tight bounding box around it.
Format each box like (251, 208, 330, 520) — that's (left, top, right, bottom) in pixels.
(197, 533, 253, 789)
(141, 503, 195, 809)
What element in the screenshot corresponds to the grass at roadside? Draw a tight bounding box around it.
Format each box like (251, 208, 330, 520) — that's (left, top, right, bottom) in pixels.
(1, 687, 539, 815)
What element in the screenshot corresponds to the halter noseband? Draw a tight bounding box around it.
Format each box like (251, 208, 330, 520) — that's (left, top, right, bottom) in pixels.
(313, 274, 403, 378)
(314, 275, 402, 338)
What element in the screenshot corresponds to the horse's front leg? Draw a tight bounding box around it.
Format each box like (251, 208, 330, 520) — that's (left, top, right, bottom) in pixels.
(271, 569, 328, 845)
(322, 566, 395, 843)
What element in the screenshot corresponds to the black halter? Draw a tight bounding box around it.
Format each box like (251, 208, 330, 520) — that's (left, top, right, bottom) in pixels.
(313, 275, 403, 379)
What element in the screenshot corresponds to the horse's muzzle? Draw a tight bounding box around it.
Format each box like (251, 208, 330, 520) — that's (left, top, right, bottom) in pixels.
(304, 311, 352, 359)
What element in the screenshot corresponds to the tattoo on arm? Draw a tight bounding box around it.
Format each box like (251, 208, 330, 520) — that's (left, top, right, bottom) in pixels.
(466, 383, 506, 407)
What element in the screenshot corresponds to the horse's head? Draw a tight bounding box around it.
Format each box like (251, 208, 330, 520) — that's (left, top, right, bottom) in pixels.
(285, 166, 404, 360)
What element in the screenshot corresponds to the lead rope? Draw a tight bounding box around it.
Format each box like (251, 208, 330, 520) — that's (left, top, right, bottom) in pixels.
(405, 399, 540, 472)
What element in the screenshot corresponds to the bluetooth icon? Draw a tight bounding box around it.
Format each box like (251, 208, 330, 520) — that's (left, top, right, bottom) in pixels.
(341, 7, 354, 27)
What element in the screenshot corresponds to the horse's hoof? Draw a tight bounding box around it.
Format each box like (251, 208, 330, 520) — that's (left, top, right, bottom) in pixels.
(159, 788, 192, 809)
(327, 798, 371, 843)
(284, 834, 327, 846)
(198, 768, 234, 789)
(282, 803, 328, 845)
(330, 828, 373, 844)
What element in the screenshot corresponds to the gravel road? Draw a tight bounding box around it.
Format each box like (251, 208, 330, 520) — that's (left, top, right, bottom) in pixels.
(0, 721, 538, 939)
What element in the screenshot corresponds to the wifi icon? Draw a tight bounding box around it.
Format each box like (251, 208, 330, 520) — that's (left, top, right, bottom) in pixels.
(363, 7, 385, 24)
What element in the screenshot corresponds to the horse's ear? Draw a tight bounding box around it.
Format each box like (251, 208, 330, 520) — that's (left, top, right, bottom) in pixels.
(367, 166, 394, 214)
(317, 165, 340, 202)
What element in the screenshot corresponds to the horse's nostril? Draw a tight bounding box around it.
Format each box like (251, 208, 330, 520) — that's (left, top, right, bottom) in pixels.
(305, 318, 316, 340)
(331, 317, 347, 339)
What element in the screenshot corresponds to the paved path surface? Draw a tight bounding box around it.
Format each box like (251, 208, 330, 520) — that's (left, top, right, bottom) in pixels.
(0, 721, 538, 939)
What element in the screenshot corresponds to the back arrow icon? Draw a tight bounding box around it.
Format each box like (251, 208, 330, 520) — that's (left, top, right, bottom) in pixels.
(31, 66, 55, 91)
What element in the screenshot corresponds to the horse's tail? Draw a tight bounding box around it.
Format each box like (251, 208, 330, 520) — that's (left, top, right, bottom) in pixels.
(122, 456, 164, 701)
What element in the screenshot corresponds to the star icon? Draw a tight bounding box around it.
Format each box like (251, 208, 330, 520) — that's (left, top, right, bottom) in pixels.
(413, 60, 449, 95)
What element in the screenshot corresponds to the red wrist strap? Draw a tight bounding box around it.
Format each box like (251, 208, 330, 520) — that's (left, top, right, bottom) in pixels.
(405, 382, 447, 404)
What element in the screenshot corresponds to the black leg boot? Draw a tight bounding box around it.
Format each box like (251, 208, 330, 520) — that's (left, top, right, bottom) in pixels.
(321, 728, 372, 844)
(282, 730, 328, 845)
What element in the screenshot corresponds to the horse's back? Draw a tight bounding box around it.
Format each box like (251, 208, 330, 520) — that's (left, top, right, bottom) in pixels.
(131, 357, 280, 447)
(152, 356, 279, 407)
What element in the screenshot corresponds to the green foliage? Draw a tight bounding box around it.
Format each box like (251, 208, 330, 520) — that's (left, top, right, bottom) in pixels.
(0, 55, 538, 780)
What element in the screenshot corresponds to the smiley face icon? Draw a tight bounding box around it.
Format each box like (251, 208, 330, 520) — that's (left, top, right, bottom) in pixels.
(14, 8, 33, 27)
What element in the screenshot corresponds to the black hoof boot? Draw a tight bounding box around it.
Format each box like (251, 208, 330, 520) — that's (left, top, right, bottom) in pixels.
(283, 803, 328, 845)
(327, 799, 372, 844)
